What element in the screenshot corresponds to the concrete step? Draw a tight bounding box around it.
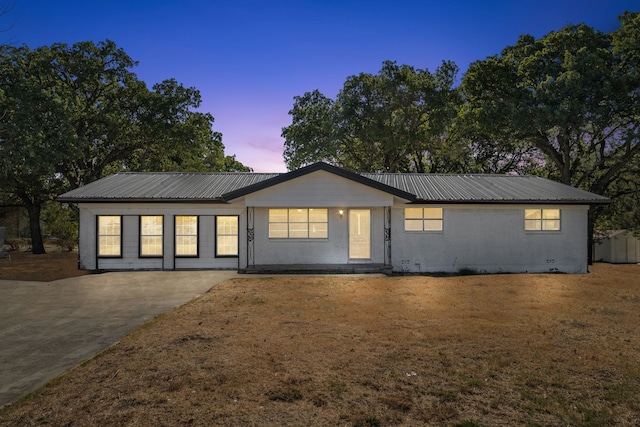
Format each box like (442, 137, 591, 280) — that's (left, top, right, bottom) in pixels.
(240, 263, 392, 275)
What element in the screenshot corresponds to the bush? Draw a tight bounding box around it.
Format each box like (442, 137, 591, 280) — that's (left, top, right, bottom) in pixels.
(42, 202, 78, 246)
(5, 238, 31, 251)
(48, 238, 77, 252)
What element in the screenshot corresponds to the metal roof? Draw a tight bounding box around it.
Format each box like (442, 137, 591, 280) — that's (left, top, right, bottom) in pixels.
(57, 163, 610, 205)
(362, 173, 610, 204)
(57, 172, 279, 202)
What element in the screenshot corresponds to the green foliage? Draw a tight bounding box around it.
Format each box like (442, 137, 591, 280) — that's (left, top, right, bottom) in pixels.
(41, 202, 78, 242)
(290, 14, 639, 234)
(460, 12, 640, 236)
(596, 172, 640, 233)
(0, 40, 249, 253)
(282, 89, 338, 169)
(283, 60, 462, 172)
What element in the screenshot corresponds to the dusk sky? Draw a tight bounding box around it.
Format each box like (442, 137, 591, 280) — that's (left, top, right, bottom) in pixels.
(12, 0, 639, 172)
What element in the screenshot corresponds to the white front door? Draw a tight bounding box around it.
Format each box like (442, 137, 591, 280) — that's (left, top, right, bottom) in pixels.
(349, 209, 371, 260)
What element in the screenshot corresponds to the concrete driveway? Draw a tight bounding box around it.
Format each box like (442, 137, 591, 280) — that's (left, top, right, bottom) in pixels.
(0, 270, 238, 408)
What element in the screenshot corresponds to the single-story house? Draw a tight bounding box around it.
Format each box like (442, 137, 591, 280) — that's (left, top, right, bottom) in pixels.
(593, 230, 640, 264)
(57, 162, 610, 274)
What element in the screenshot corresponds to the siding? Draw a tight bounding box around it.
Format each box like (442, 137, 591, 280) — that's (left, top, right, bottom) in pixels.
(244, 170, 396, 207)
(252, 207, 385, 265)
(391, 204, 589, 274)
(78, 203, 245, 271)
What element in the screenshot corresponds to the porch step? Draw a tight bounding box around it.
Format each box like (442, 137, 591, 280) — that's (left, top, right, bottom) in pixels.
(240, 263, 392, 275)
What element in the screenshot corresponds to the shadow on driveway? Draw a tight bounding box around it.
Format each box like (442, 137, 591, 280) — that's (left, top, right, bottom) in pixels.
(0, 270, 237, 408)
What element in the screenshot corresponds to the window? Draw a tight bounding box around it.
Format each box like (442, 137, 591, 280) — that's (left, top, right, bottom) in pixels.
(98, 216, 121, 257)
(268, 208, 328, 239)
(216, 216, 238, 257)
(525, 209, 560, 231)
(404, 208, 443, 231)
(140, 216, 163, 257)
(175, 216, 198, 256)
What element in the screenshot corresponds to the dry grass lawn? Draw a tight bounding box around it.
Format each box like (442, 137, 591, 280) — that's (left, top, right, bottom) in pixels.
(0, 250, 88, 282)
(1, 263, 639, 426)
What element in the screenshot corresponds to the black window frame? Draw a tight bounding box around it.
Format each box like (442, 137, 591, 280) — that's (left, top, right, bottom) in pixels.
(215, 215, 239, 258)
(174, 215, 199, 258)
(96, 215, 123, 258)
(139, 215, 164, 258)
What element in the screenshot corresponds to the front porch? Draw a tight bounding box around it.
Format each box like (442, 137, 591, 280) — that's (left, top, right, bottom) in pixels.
(240, 263, 392, 275)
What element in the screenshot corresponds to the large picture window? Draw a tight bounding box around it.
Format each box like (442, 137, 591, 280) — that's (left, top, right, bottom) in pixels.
(404, 208, 443, 231)
(269, 208, 328, 239)
(140, 216, 163, 257)
(98, 215, 121, 257)
(525, 209, 560, 231)
(216, 216, 238, 257)
(175, 216, 198, 256)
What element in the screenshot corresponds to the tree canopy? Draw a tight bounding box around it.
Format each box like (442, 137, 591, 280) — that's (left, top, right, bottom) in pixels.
(0, 40, 249, 253)
(460, 12, 640, 235)
(282, 12, 640, 237)
(282, 60, 462, 173)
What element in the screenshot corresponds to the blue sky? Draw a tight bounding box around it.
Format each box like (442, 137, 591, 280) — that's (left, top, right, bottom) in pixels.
(11, 0, 638, 171)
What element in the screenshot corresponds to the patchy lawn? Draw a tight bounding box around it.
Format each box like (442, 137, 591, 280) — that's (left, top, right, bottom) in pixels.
(1, 264, 639, 426)
(0, 250, 88, 282)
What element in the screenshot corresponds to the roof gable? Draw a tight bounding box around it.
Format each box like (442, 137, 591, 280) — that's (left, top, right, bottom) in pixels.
(237, 169, 406, 207)
(222, 162, 415, 202)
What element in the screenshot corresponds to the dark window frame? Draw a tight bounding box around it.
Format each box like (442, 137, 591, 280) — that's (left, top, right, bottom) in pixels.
(524, 208, 561, 232)
(268, 208, 329, 239)
(404, 207, 444, 232)
(174, 215, 199, 258)
(215, 215, 239, 258)
(139, 215, 164, 258)
(96, 215, 123, 258)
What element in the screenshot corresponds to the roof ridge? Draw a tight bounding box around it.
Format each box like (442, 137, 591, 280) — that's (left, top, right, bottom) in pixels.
(113, 171, 280, 175)
(361, 172, 533, 177)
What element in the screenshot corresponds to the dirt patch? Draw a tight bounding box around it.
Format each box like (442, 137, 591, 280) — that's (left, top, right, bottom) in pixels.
(0, 250, 88, 282)
(1, 264, 640, 426)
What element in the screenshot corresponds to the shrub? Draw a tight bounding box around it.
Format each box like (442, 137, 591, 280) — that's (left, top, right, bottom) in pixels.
(5, 238, 30, 251)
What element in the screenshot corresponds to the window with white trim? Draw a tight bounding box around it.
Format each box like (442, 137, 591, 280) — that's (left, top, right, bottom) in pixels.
(140, 215, 163, 257)
(404, 208, 443, 231)
(175, 216, 198, 256)
(268, 208, 328, 239)
(525, 209, 560, 231)
(216, 216, 238, 257)
(98, 215, 121, 257)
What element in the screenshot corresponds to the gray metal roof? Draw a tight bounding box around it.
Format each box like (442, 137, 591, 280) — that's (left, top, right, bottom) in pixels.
(362, 173, 610, 204)
(57, 172, 279, 202)
(57, 164, 610, 205)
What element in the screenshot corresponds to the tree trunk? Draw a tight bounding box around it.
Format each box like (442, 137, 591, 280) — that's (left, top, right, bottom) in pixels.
(26, 203, 46, 254)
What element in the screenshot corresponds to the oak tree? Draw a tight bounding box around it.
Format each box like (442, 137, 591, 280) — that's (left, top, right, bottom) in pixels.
(460, 12, 640, 245)
(0, 40, 248, 253)
(283, 60, 462, 172)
